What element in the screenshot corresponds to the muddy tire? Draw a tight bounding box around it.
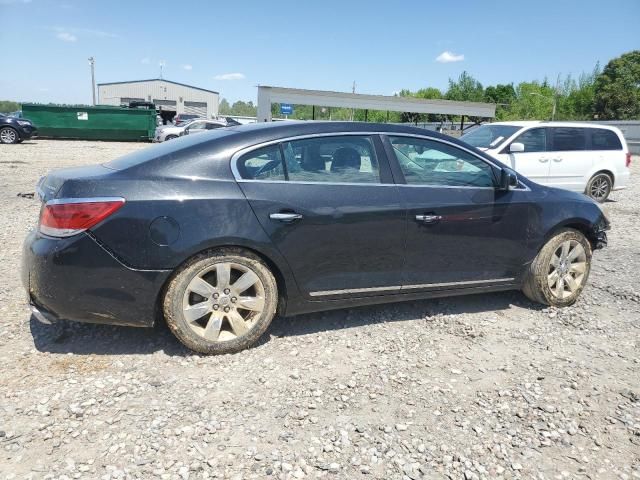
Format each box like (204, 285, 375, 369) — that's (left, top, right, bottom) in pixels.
(522, 228, 592, 307)
(163, 248, 278, 354)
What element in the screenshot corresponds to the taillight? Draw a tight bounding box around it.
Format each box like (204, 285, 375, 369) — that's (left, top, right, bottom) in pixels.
(39, 198, 125, 237)
(626, 152, 632, 168)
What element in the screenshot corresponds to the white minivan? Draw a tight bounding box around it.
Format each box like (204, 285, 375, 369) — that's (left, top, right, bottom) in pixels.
(460, 121, 631, 202)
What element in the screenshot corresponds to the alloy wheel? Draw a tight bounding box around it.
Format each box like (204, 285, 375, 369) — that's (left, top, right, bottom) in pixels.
(0, 128, 17, 144)
(182, 262, 265, 342)
(589, 176, 610, 201)
(547, 240, 587, 299)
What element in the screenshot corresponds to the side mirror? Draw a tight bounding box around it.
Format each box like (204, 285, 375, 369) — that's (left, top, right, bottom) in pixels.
(498, 168, 519, 191)
(509, 142, 524, 153)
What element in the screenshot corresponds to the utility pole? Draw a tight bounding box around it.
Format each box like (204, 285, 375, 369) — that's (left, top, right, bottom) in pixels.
(350, 81, 356, 121)
(88, 57, 96, 106)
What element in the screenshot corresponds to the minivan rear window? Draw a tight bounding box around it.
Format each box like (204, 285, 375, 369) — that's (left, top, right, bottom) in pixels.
(551, 128, 586, 151)
(591, 128, 622, 150)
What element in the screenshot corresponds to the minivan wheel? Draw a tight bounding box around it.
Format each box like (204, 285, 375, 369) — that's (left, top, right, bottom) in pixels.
(586, 173, 612, 203)
(522, 229, 592, 307)
(163, 248, 278, 354)
(0, 127, 19, 144)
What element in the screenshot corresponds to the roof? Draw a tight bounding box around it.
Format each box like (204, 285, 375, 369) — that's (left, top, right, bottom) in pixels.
(258, 85, 496, 118)
(490, 120, 622, 130)
(97, 78, 219, 95)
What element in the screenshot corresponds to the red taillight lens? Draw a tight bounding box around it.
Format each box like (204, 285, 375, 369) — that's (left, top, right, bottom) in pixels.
(39, 198, 125, 237)
(626, 152, 632, 168)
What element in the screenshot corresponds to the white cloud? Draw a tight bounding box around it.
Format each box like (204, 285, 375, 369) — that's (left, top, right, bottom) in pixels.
(51, 26, 118, 40)
(56, 32, 77, 42)
(214, 72, 245, 81)
(182, 64, 193, 71)
(435, 51, 464, 63)
(141, 57, 150, 64)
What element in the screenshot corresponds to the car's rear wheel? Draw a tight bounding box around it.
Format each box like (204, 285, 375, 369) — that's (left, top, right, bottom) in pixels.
(165, 134, 177, 141)
(522, 229, 592, 307)
(163, 248, 278, 354)
(586, 172, 612, 203)
(0, 127, 19, 144)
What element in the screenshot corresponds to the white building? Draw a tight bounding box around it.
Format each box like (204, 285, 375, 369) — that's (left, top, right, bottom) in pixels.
(97, 79, 219, 122)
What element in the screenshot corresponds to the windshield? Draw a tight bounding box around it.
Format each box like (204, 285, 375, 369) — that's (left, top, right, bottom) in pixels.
(460, 125, 521, 149)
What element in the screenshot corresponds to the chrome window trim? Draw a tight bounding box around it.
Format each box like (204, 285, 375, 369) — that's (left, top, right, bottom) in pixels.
(309, 277, 516, 297)
(45, 197, 126, 206)
(230, 130, 530, 191)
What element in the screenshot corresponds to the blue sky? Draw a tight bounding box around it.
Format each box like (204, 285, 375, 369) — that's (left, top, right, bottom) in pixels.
(1, 0, 638, 105)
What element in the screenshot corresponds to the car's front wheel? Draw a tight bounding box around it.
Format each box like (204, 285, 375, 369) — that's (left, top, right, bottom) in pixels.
(522, 229, 592, 307)
(163, 248, 278, 354)
(586, 172, 612, 203)
(165, 134, 177, 141)
(0, 127, 20, 144)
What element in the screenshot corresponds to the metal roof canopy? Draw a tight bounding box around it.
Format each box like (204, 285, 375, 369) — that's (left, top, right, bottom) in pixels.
(257, 85, 495, 122)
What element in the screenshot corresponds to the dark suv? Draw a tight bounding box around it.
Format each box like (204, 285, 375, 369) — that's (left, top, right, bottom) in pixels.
(0, 114, 37, 144)
(22, 122, 609, 354)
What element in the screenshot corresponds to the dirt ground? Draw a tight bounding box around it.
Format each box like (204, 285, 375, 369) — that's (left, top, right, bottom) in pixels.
(0, 139, 638, 480)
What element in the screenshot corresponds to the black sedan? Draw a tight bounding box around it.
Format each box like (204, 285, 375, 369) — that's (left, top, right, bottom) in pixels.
(22, 122, 609, 354)
(0, 113, 37, 144)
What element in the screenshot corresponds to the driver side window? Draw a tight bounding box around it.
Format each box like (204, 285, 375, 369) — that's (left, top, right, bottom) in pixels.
(388, 136, 496, 188)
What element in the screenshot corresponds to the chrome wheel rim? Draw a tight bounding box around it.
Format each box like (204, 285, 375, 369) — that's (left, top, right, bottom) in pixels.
(0, 128, 16, 143)
(590, 176, 610, 201)
(548, 240, 587, 299)
(182, 262, 265, 342)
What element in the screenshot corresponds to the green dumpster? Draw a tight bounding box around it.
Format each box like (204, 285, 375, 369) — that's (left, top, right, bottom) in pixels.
(22, 104, 156, 141)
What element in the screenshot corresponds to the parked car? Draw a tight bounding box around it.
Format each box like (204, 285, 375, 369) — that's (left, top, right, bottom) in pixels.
(460, 121, 631, 202)
(23, 122, 609, 354)
(0, 113, 37, 144)
(172, 113, 202, 125)
(154, 119, 227, 142)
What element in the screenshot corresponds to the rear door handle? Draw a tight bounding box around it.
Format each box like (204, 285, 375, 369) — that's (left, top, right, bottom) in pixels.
(539, 158, 549, 163)
(269, 212, 303, 223)
(415, 214, 442, 224)
(552, 158, 563, 162)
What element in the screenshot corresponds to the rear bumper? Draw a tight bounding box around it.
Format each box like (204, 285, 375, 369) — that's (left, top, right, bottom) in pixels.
(22, 230, 171, 327)
(613, 169, 631, 191)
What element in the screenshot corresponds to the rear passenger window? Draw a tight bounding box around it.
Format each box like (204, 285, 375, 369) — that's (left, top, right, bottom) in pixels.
(514, 128, 547, 152)
(551, 128, 586, 151)
(281, 136, 380, 184)
(591, 129, 622, 150)
(237, 145, 286, 181)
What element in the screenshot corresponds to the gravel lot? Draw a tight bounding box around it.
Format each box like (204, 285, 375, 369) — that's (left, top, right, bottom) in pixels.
(1, 140, 639, 480)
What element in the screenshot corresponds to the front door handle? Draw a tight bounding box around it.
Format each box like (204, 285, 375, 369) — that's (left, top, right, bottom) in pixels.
(269, 212, 303, 223)
(539, 158, 549, 163)
(552, 158, 563, 162)
(415, 214, 442, 224)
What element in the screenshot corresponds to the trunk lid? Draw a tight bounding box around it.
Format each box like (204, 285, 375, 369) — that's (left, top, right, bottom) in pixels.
(37, 164, 115, 203)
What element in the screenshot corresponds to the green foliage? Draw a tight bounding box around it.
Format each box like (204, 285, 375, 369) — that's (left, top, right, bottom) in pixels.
(218, 98, 257, 117)
(0, 100, 21, 114)
(445, 71, 484, 103)
(484, 84, 516, 120)
(594, 50, 640, 120)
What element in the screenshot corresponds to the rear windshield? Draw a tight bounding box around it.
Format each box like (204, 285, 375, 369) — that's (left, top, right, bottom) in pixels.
(104, 129, 236, 170)
(460, 125, 521, 149)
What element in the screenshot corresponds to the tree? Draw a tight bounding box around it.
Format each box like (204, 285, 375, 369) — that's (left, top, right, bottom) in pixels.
(594, 50, 640, 119)
(0, 100, 20, 113)
(506, 82, 556, 120)
(445, 71, 484, 103)
(484, 84, 516, 120)
(218, 98, 231, 115)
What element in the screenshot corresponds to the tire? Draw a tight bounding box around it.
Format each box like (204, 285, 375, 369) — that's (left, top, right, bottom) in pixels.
(0, 127, 19, 144)
(163, 248, 278, 354)
(522, 228, 592, 307)
(585, 172, 612, 203)
(165, 135, 177, 141)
